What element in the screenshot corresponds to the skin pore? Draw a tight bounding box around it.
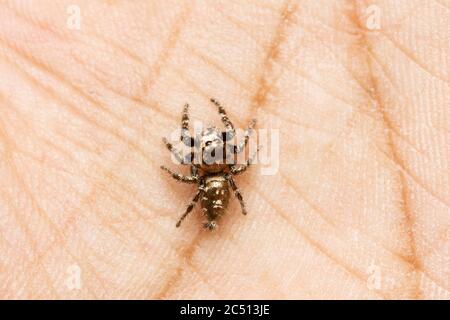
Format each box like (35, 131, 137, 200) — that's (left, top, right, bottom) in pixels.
(0, 0, 448, 299)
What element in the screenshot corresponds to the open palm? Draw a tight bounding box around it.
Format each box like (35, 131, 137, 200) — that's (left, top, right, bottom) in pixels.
(0, 0, 448, 299)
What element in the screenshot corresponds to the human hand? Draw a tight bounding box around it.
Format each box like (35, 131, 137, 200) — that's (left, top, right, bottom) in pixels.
(0, 0, 448, 299)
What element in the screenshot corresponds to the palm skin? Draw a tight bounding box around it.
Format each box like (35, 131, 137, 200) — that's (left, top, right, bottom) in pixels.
(0, 0, 448, 299)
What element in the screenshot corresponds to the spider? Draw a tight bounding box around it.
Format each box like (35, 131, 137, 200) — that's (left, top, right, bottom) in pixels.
(161, 98, 258, 230)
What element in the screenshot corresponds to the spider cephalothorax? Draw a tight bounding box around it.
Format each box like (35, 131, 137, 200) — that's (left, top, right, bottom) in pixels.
(198, 126, 228, 173)
(161, 98, 258, 230)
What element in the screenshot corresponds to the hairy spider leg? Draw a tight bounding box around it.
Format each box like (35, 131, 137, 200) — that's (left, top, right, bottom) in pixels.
(227, 176, 247, 215)
(162, 137, 185, 164)
(181, 103, 189, 131)
(210, 98, 235, 139)
(176, 183, 205, 227)
(160, 165, 198, 183)
(180, 103, 196, 148)
(234, 118, 257, 154)
(231, 146, 260, 175)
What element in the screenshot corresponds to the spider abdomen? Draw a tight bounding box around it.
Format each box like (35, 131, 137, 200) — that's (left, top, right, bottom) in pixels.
(201, 175, 230, 230)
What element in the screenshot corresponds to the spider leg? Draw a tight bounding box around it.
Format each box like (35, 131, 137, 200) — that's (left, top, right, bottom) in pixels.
(162, 137, 186, 164)
(176, 185, 204, 227)
(160, 166, 198, 183)
(227, 176, 247, 215)
(210, 98, 235, 138)
(234, 119, 257, 154)
(231, 146, 260, 175)
(180, 103, 196, 147)
(181, 103, 190, 131)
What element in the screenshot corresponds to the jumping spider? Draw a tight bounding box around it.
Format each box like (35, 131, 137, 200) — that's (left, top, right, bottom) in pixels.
(161, 98, 258, 230)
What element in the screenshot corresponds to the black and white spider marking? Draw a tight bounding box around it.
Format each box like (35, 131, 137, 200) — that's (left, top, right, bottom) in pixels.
(161, 98, 258, 230)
